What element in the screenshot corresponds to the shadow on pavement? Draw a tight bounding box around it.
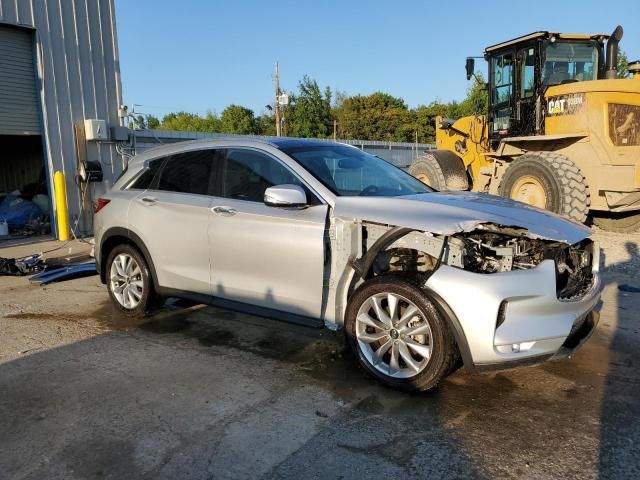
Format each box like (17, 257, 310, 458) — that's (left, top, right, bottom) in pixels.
(598, 242, 640, 478)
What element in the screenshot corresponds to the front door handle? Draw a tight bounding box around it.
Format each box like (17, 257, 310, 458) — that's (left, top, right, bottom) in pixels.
(140, 196, 157, 205)
(212, 206, 237, 216)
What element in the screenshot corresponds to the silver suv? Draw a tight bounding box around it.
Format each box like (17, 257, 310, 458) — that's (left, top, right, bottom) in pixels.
(95, 138, 602, 391)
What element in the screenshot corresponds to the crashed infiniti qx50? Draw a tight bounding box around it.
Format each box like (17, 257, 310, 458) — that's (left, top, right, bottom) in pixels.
(94, 138, 601, 391)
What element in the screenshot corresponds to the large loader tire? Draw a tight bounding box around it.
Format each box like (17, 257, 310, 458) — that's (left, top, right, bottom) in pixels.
(409, 151, 469, 191)
(499, 152, 590, 223)
(592, 211, 640, 233)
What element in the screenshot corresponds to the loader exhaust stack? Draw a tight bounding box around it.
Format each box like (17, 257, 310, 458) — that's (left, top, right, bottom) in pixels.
(605, 25, 624, 79)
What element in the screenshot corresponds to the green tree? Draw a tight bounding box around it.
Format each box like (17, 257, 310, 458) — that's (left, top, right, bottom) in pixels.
(158, 111, 221, 132)
(334, 92, 413, 141)
(458, 73, 488, 116)
(146, 115, 160, 129)
(219, 104, 258, 134)
(133, 114, 146, 129)
(286, 76, 333, 138)
(408, 74, 488, 143)
(617, 49, 630, 79)
(412, 101, 457, 143)
(256, 112, 277, 136)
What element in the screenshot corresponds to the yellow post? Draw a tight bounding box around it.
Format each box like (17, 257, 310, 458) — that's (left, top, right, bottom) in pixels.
(53, 171, 70, 241)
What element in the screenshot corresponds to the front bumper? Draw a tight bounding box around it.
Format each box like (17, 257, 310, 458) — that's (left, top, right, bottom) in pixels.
(425, 259, 602, 371)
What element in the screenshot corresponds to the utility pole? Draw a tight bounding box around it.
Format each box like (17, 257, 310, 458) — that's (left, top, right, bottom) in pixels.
(333, 119, 337, 140)
(274, 62, 281, 137)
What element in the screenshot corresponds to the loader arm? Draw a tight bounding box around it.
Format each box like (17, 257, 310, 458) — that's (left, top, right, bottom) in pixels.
(434, 115, 491, 188)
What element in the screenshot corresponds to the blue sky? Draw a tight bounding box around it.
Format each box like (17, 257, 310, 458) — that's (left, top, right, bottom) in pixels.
(116, 0, 640, 118)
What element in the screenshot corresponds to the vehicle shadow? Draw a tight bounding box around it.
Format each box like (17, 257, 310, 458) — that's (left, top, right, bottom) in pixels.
(598, 242, 640, 478)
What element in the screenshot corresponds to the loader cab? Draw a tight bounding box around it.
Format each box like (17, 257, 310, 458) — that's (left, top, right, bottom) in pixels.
(481, 32, 606, 147)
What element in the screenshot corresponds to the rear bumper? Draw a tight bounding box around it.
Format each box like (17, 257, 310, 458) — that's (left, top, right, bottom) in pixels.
(425, 259, 602, 371)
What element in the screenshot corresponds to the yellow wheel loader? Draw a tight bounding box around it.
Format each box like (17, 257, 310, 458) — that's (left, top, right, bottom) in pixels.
(409, 26, 640, 231)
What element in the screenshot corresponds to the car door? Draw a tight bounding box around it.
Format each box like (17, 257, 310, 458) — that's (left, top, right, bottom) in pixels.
(128, 149, 220, 294)
(209, 147, 328, 318)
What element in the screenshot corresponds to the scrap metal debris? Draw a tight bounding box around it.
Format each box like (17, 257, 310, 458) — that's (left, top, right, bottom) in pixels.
(0, 255, 44, 276)
(30, 263, 97, 285)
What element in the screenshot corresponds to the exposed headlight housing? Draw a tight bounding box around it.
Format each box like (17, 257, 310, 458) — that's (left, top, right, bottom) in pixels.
(456, 229, 596, 301)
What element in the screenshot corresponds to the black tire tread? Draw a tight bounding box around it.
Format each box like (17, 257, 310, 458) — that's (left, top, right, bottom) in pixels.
(500, 151, 590, 223)
(409, 153, 448, 191)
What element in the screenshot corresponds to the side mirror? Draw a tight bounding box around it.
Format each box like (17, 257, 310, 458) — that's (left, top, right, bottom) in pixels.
(465, 57, 475, 81)
(264, 184, 307, 208)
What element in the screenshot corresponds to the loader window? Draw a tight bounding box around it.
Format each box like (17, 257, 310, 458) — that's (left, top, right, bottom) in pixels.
(519, 48, 536, 98)
(491, 53, 514, 105)
(543, 42, 598, 85)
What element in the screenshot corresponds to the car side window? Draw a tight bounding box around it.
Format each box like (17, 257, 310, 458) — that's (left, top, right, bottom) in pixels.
(156, 149, 219, 195)
(129, 158, 163, 190)
(221, 149, 306, 202)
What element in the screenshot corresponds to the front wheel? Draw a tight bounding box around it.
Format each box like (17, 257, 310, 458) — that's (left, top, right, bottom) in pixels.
(106, 244, 156, 317)
(499, 152, 590, 223)
(344, 276, 459, 392)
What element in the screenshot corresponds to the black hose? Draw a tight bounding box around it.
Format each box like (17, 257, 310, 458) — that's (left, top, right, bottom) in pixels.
(434, 236, 449, 271)
(352, 226, 414, 279)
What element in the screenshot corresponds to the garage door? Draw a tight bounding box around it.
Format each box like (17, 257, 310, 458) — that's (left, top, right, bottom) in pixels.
(0, 25, 41, 135)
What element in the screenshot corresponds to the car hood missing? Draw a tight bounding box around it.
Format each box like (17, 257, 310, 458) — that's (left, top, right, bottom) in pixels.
(333, 191, 592, 244)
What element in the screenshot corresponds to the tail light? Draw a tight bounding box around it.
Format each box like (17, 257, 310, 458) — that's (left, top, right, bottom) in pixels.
(94, 198, 111, 214)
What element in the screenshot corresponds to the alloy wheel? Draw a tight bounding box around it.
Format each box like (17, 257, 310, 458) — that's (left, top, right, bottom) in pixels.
(355, 292, 433, 379)
(109, 253, 144, 309)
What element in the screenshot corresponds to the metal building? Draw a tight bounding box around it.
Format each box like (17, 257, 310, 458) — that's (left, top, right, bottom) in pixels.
(0, 0, 123, 239)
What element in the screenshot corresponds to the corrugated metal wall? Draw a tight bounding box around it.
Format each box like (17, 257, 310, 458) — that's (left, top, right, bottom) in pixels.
(0, 0, 123, 235)
(133, 130, 435, 170)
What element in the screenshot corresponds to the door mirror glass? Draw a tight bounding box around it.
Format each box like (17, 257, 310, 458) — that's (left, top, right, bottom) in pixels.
(264, 184, 307, 207)
(465, 57, 475, 80)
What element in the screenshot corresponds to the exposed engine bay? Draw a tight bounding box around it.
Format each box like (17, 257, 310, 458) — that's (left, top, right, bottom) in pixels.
(456, 229, 596, 300)
(363, 223, 596, 301)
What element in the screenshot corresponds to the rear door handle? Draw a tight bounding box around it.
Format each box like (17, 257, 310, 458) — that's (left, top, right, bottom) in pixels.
(212, 206, 237, 216)
(140, 196, 157, 205)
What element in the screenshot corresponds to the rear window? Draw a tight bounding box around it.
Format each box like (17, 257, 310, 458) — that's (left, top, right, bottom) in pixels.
(157, 150, 215, 195)
(129, 159, 163, 190)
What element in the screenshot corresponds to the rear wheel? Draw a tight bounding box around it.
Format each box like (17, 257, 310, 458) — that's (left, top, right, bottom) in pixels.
(499, 152, 590, 223)
(593, 211, 640, 233)
(106, 244, 156, 317)
(344, 276, 459, 392)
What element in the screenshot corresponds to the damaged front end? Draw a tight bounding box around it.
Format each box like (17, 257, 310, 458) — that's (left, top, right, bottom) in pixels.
(454, 225, 598, 301)
(352, 221, 599, 305)
(329, 217, 601, 372)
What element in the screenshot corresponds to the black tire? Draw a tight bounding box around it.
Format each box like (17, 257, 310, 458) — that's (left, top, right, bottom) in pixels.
(593, 211, 640, 233)
(344, 276, 459, 392)
(410, 153, 447, 190)
(105, 244, 156, 317)
(499, 152, 590, 223)
(409, 151, 469, 191)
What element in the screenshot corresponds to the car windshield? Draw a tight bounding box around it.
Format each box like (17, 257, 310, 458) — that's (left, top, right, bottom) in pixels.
(543, 41, 599, 85)
(281, 145, 432, 197)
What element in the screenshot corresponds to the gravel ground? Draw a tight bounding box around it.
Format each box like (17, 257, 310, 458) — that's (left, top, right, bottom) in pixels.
(593, 227, 640, 274)
(0, 230, 639, 479)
